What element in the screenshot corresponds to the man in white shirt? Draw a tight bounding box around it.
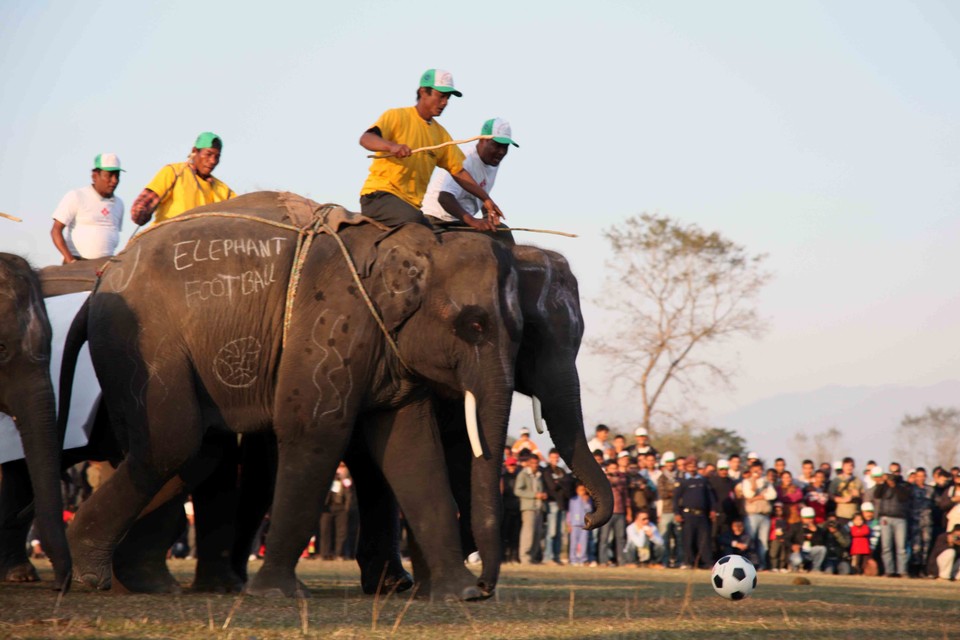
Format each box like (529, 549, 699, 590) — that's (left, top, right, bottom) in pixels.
(421, 117, 518, 241)
(51, 153, 125, 263)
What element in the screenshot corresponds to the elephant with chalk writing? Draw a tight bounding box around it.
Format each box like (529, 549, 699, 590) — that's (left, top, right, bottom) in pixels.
(62, 191, 522, 599)
(219, 242, 612, 598)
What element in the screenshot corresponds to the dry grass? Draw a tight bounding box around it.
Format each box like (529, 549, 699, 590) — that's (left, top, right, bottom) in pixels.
(1, 559, 958, 639)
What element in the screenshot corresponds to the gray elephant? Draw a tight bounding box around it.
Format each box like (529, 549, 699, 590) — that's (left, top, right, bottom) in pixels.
(223, 242, 612, 597)
(348, 242, 611, 595)
(65, 192, 522, 599)
(0, 254, 71, 588)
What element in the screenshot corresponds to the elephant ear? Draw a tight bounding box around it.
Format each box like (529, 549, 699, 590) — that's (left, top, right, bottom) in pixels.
(368, 228, 433, 331)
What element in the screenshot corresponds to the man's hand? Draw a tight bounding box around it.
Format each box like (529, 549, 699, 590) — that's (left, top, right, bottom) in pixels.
(482, 199, 504, 226)
(464, 216, 496, 232)
(674, 514, 683, 525)
(390, 142, 412, 159)
(709, 511, 717, 521)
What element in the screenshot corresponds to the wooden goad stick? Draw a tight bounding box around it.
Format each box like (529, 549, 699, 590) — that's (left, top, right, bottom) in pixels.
(367, 135, 494, 159)
(0, 212, 23, 222)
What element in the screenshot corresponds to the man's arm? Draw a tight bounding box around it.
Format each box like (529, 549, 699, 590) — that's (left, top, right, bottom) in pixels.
(50, 220, 76, 263)
(359, 127, 411, 158)
(437, 191, 495, 231)
(450, 169, 503, 226)
(130, 189, 161, 226)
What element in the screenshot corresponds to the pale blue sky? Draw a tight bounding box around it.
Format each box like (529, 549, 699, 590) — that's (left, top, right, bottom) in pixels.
(2, 1, 959, 450)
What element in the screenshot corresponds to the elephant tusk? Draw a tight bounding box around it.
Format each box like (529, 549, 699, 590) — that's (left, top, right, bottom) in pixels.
(532, 396, 545, 434)
(465, 390, 483, 458)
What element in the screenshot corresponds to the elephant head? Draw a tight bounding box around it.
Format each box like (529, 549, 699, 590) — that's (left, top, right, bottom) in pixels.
(0, 254, 70, 588)
(511, 245, 613, 530)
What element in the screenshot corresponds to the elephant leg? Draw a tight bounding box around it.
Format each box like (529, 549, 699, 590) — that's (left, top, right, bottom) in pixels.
(344, 433, 412, 595)
(67, 368, 204, 590)
(112, 492, 186, 594)
(362, 400, 482, 601)
(245, 420, 349, 598)
(230, 432, 276, 584)
(192, 432, 244, 593)
(0, 460, 39, 583)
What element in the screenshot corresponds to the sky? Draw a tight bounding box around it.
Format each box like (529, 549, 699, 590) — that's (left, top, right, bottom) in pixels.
(2, 1, 959, 456)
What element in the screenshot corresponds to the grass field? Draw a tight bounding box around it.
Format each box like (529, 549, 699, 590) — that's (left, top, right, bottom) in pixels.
(1, 559, 958, 639)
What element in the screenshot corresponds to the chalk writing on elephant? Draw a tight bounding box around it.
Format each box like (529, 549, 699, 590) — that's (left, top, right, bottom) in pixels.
(213, 337, 262, 388)
(184, 264, 279, 307)
(173, 237, 290, 270)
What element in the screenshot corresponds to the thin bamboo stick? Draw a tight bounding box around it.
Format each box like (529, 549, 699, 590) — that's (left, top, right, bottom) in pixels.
(367, 135, 494, 158)
(446, 225, 578, 238)
(0, 212, 23, 222)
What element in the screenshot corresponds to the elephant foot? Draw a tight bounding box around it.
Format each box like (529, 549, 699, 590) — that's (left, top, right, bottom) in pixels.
(72, 562, 112, 591)
(3, 560, 40, 583)
(418, 572, 485, 602)
(193, 561, 245, 593)
(245, 566, 309, 598)
(359, 558, 413, 595)
(68, 530, 113, 590)
(112, 561, 181, 594)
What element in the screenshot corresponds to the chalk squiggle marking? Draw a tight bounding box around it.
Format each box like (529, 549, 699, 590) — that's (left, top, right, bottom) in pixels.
(106, 244, 141, 293)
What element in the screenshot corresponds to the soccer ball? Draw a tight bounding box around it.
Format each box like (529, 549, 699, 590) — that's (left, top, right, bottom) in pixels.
(711, 555, 757, 600)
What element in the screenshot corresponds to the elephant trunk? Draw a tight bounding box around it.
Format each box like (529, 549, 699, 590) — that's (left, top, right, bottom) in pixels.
(467, 372, 513, 595)
(536, 367, 613, 531)
(12, 374, 71, 588)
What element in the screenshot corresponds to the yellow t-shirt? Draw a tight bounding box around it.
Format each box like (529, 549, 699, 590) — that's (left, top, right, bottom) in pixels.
(360, 106, 465, 208)
(145, 162, 236, 224)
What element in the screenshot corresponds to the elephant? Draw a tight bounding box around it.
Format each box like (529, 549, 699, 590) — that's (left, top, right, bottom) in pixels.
(348, 242, 612, 594)
(63, 191, 523, 599)
(217, 241, 612, 598)
(0, 254, 72, 589)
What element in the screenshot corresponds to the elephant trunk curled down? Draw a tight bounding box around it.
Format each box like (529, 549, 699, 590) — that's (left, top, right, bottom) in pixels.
(63, 191, 521, 600)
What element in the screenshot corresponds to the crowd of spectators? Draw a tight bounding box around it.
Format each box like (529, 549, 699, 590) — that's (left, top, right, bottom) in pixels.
(502, 424, 960, 581)
(26, 423, 960, 583)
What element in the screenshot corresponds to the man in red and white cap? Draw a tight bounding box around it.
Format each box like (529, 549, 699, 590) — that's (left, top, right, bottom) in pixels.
(50, 153, 125, 263)
(359, 69, 503, 229)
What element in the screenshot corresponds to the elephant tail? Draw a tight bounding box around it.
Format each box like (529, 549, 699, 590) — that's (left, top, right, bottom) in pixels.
(57, 295, 91, 444)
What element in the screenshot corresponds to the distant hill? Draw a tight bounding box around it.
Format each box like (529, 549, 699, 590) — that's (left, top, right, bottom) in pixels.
(713, 380, 960, 469)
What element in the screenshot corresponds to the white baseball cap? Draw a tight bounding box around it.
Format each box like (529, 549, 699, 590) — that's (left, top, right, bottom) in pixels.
(747, 451, 759, 460)
(870, 466, 884, 477)
(617, 450, 629, 459)
(519, 427, 530, 435)
(861, 502, 875, 512)
(800, 507, 816, 519)
(833, 460, 844, 470)
(481, 117, 519, 147)
(634, 427, 649, 437)
(717, 459, 730, 469)
(93, 152, 124, 172)
(661, 451, 676, 463)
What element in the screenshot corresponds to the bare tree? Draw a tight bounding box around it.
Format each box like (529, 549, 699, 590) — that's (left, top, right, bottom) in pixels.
(591, 213, 770, 430)
(897, 407, 960, 469)
(789, 426, 843, 468)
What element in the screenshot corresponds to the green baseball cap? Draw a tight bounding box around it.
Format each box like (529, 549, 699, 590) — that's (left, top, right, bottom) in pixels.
(419, 69, 462, 97)
(93, 152, 124, 172)
(481, 118, 519, 147)
(194, 132, 223, 149)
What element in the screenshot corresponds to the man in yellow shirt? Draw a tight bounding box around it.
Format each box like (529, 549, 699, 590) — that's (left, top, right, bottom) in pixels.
(359, 69, 503, 229)
(130, 132, 236, 225)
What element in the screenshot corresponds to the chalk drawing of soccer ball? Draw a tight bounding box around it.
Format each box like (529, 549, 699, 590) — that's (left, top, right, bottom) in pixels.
(711, 555, 757, 600)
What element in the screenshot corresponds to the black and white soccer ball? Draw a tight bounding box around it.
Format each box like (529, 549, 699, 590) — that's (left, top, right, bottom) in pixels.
(711, 554, 757, 600)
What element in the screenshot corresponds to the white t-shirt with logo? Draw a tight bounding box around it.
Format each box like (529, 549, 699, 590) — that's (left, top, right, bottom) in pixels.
(421, 147, 498, 221)
(52, 185, 124, 258)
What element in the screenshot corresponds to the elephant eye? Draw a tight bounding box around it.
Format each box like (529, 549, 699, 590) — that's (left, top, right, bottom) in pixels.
(453, 306, 489, 345)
